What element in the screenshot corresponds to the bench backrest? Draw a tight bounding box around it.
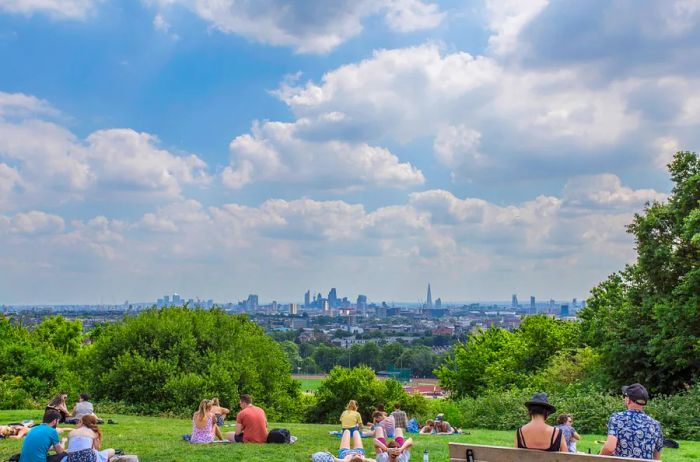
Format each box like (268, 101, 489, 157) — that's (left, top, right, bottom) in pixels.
(448, 443, 641, 462)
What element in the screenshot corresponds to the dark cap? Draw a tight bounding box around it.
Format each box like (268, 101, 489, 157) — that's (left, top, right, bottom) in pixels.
(622, 383, 649, 405)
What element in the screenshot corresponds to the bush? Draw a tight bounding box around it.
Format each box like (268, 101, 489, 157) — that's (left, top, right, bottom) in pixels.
(647, 383, 700, 440)
(0, 376, 33, 409)
(309, 366, 427, 424)
(81, 307, 299, 416)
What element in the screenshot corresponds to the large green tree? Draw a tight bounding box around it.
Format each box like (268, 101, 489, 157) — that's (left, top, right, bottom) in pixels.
(579, 151, 700, 394)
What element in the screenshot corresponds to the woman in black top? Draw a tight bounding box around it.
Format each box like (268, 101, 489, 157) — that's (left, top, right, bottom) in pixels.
(46, 393, 70, 424)
(515, 393, 567, 452)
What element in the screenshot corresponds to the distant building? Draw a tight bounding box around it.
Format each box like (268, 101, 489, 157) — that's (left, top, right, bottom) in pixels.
(289, 303, 299, 315)
(164, 295, 170, 305)
(328, 288, 338, 308)
(172, 293, 182, 305)
(357, 294, 367, 317)
(530, 296, 536, 314)
(511, 294, 518, 308)
(435, 297, 442, 309)
(560, 304, 570, 317)
(322, 300, 330, 314)
(426, 284, 433, 309)
(245, 294, 259, 311)
(304, 290, 310, 308)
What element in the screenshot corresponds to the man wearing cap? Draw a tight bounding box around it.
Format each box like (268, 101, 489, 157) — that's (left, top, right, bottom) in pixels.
(600, 384, 663, 460)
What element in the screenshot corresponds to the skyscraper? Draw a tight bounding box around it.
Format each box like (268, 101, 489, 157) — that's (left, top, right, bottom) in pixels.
(289, 303, 299, 315)
(530, 296, 536, 314)
(304, 290, 310, 308)
(328, 288, 338, 308)
(357, 294, 367, 317)
(426, 284, 433, 309)
(512, 294, 518, 308)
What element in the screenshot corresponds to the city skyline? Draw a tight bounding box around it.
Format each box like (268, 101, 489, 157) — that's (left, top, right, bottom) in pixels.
(1, 1, 697, 304)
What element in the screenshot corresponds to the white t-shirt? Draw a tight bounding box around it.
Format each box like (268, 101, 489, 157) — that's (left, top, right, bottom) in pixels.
(376, 451, 410, 462)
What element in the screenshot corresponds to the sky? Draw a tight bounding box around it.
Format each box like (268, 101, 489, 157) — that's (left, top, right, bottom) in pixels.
(0, 0, 698, 305)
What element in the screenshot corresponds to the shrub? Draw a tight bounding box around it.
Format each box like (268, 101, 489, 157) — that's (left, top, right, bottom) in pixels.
(647, 383, 700, 440)
(81, 307, 299, 416)
(309, 366, 427, 424)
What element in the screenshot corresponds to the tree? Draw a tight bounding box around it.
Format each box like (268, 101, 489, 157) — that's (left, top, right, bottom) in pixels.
(80, 307, 299, 417)
(580, 151, 700, 394)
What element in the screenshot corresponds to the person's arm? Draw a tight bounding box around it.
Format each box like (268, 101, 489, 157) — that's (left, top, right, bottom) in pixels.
(221, 407, 230, 416)
(600, 435, 617, 456)
(559, 431, 568, 453)
(572, 430, 580, 441)
(94, 435, 102, 450)
(374, 437, 389, 452)
(235, 421, 243, 435)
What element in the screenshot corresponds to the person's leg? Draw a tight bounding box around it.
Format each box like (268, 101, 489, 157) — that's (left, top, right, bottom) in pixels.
(213, 424, 224, 441)
(352, 428, 363, 450)
(225, 432, 241, 443)
(374, 426, 387, 452)
(46, 454, 65, 462)
(394, 427, 405, 446)
(339, 429, 351, 450)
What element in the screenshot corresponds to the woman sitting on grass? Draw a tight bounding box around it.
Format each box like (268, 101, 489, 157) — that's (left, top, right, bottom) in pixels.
(65, 414, 115, 462)
(191, 399, 228, 443)
(46, 393, 71, 424)
(339, 400, 363, 437)
(210, 398, 230, 428)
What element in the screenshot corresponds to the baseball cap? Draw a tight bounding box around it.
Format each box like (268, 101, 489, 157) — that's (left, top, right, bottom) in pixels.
(622, 383, 649, 405)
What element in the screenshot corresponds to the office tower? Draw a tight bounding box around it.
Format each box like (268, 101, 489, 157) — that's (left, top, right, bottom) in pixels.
(304, 290, 310, 308)
(357, 294, 367, 317)
(322, 300, 330, 314)
(328, 288, 338, 308)
(530, 296, 536, 314)
(572, 298, 578, 309)
(172, 293, 181, 305)
(560, 304, 570, 317)
(435, 298, 442, 309)
(246, 294, 259, 311)
(511, 294, 518, 308)
(426, 284, 433, 309)
(289, 303, 299, 315)
(164, 295, 170, 305)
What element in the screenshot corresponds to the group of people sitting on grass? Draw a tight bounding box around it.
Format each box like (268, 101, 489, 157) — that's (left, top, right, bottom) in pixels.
(45, 394, 103, 425)
(190, 394, 268, 444)
(15, 409, 117, 462)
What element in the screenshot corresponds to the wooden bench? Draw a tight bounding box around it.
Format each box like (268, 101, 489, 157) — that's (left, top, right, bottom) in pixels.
(449, 443, 642, 462)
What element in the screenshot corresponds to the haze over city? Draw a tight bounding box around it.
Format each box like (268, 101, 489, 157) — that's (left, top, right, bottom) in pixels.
(1, 1, 697, 305)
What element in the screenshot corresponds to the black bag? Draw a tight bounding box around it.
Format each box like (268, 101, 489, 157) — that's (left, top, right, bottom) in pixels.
(266, 428, 291, 444)
(7, 454, 20, 462)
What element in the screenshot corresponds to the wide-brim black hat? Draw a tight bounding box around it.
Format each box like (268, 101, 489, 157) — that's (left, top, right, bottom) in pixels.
(524, 392, 556, 413)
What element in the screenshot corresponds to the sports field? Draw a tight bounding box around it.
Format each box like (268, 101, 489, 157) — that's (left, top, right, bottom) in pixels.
(2, 410, 698, 462)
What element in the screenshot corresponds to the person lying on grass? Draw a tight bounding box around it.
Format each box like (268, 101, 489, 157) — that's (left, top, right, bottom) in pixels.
(0, 424, 30, 439)
(312, 429, 376, 462)
(373, 426, 412, 462)
(419, 420, 434, 434)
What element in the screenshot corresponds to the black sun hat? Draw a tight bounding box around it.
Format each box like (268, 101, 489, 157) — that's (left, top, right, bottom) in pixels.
(524, 392, 556, 413)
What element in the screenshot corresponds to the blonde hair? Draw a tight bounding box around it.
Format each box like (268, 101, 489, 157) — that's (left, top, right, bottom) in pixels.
(346, 400, 358, 411)
(211, 398, 220, 406)
(195, 399, 212, 421)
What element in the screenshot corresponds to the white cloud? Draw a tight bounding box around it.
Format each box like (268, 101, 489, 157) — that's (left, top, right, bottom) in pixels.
(153, 12, 170, 32)
(0, 0, 98, 19)
(222, 119, 424, 191)
(433, 125, 484, 178)
(485, 0, 549, 56)
(155, 0, 443, 53)
(0, 92, 210, 210)
(0, 210, 65, 234)
(562, 174, 667, 212)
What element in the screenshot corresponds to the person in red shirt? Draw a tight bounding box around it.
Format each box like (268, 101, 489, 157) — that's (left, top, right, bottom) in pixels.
(228, 394, 268, 443)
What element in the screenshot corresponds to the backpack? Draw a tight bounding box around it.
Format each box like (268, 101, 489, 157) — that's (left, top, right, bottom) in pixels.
(406, 418, 420, 433)
(266, 428, 291, 444)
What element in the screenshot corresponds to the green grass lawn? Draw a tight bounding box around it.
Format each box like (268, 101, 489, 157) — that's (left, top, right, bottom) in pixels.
(297, 378, 323, 392)
(1, 410, 698, 461)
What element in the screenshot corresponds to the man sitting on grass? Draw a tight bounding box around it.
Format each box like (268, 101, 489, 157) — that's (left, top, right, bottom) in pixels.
(373, 426, 412, 462)
(19, 410, 66, 462)
(228, 394, 268, 443)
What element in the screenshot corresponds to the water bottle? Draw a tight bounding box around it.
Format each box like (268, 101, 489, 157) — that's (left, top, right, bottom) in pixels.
(423, 449, 429, 462)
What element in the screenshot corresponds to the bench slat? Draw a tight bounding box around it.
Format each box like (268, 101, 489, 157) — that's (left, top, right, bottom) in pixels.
(448, 443, 643, 462)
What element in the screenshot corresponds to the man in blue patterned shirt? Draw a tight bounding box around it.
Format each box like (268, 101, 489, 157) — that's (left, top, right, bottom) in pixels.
(601, 383, 663, 460)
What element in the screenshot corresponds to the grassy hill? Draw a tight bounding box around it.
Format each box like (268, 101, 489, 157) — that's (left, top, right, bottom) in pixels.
(1, 410, 698, 461)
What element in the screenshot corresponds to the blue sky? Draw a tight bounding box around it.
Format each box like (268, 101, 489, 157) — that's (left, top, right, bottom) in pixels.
(0, 0, 698, 304)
